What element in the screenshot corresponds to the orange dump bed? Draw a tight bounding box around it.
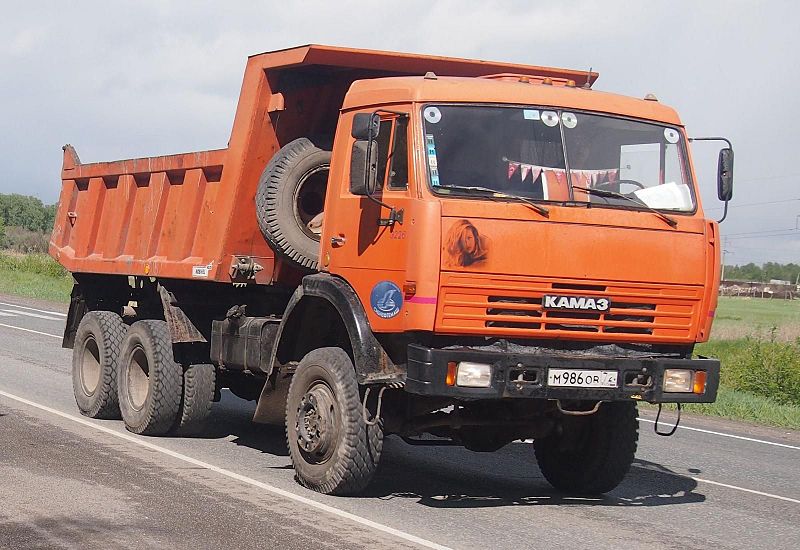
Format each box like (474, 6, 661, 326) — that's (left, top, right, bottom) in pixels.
(50, 45, 596, 285)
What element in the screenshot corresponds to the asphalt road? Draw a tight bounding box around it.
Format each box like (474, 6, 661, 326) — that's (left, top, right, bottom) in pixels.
(0, 293, 798, 550)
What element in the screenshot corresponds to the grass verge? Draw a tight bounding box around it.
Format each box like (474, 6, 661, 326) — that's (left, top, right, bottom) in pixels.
(697, 339, 800, 406)
(0, 252, 72, 303)
(642, 386, 800, 430)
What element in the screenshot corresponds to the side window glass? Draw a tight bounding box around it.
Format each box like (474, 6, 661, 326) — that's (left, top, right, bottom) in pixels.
(388, 118, 409, 190)
(375, 120, 392, 190)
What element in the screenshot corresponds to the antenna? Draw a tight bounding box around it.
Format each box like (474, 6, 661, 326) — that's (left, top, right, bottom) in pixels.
(582, 66, 592, 89)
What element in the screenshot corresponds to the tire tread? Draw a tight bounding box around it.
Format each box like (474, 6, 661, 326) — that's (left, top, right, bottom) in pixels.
(72, 311, 127, 419)
(118, 320, 183, 436)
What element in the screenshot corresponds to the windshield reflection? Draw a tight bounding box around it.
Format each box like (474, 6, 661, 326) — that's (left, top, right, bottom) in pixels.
(422, 105, 695, 212)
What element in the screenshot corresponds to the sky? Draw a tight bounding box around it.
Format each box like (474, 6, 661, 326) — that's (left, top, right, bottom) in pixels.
(1, 0, 797, 265)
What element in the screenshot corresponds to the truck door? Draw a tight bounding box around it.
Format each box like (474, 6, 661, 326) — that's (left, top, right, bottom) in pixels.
(324, 112, 415, 329)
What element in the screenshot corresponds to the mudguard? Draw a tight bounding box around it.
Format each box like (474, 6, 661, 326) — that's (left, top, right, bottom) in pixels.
(268, 273, 400, 384)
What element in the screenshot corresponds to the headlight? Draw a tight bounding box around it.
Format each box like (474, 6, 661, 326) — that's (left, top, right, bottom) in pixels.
(456, 362, 492, 388)
(663, 369, 692, 392)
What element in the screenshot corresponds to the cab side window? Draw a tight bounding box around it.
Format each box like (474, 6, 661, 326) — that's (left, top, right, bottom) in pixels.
(375, 118, 409, 191)
(387, 118, 409, 190)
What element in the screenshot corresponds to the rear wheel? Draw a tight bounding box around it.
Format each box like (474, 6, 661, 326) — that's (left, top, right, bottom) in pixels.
(175, 363, 216, 436)
(117, 320, 183, 435)
(72, 311, 127, 419)
(534, 402, 638, 494)
(286, 347, 382, 495)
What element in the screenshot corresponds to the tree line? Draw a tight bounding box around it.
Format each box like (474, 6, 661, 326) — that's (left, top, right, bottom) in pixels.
(0, 193, 57, 253)
(724, 262, 800, 284)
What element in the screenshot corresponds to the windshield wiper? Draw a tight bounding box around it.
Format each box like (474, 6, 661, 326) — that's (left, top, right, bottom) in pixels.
(436, 185, 549, 217)
(572, 186, 677, 228)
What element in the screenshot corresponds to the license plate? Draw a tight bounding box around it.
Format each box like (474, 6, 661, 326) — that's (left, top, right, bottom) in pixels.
(547, 369, 618, 388)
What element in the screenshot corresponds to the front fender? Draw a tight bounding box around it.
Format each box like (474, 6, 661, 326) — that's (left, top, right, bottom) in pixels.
(267, 273, 400, 384)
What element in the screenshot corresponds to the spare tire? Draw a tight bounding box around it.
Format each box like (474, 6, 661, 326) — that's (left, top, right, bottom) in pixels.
(256, 138, 331, 270)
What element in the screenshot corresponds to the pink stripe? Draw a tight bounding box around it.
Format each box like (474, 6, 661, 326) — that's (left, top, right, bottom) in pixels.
(407, 296, 437, 305)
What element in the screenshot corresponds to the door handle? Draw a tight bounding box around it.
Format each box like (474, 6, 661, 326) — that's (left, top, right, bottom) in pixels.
(330, 235, 346, 247)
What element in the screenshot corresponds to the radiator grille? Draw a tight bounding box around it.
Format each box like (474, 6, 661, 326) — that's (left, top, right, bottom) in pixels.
(437, 275, 700, 342)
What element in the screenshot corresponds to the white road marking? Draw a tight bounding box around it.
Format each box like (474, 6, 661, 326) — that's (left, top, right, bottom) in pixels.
(691, 476, 800, 504)
(632, 465, 800, 504)
(0, 323, 62, 339)
(0, 309, 63, 321)
(0, 301, 67, 317)
(0, 311, 17, 317)
(0, 390, 452, 550)
(638, 417, 800, 451)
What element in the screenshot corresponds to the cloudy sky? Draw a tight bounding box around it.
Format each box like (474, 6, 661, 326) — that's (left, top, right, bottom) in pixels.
(2, 0, 797, 265)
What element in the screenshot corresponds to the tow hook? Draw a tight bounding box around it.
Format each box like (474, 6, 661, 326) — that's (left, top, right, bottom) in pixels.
(555, 400, 602, 416)
(654, 403, 682, 436)
(362, 383, 403, 426)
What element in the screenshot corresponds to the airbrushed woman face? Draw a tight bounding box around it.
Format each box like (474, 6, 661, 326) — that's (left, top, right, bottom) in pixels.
(463, 230, 476, 254)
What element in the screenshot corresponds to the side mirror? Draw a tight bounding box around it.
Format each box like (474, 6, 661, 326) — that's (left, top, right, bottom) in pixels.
(717, 148, 734, 201)
(349, 112, 381, 196)
(351, 113, 380, 140)
(350, 140, 377, 196)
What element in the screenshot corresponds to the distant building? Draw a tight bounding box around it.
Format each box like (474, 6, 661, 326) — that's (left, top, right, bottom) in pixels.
(720, 279, 796, 299)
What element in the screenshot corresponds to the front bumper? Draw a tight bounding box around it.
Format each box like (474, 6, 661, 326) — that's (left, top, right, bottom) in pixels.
(405, 344, 719, 403)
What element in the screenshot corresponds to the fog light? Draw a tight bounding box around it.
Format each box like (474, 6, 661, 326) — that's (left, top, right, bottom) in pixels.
(663, 369, 692, 392)
(456, 362, 492, 388)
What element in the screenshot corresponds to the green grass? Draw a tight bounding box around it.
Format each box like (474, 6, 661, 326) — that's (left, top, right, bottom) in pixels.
(711, 296, 800, 341)
(689, 296, 800, 429)
(643, 387, 800, 430)
(698, 339, 800, 406)
(0, 251, 72, 302)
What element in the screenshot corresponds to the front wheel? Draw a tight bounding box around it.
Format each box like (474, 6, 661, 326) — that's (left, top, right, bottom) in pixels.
(534, 401, 638, 494)
(285, 347, 382, 495)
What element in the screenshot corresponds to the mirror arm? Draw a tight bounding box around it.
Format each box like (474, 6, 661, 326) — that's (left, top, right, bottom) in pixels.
(689, 136, 733, 222)
(688, 136, 733, 149)
(717, 200, 729, 224)
(367, 193, 403, 226)
(362, 112, 403, 227)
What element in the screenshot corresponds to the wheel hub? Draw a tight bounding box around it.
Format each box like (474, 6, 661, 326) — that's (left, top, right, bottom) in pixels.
(295, 383, 336, 457)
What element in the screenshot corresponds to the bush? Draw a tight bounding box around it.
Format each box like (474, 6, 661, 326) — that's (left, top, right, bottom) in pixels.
(698, 336, 800, 406)
(0, 251, 68, 278)
(2, 225, 49, 253)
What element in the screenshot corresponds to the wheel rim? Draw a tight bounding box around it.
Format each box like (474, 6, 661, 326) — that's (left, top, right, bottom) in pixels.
(295, 381, 338, 463)
(293, 165, 329, 241)
(127, 345, 150, 410)
(80, 336, 101, 396)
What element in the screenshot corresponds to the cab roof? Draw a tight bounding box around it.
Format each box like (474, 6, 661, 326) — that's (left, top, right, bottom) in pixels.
(343, 75, 683, 126)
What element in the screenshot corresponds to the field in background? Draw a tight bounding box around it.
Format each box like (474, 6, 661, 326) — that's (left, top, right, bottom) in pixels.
(710, 296, 800, 341)
(0, 251, 72, 302)
(676, 296, 800, 428)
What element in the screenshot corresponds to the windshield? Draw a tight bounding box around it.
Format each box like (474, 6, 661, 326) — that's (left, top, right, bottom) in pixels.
(422, 104, 695, 212)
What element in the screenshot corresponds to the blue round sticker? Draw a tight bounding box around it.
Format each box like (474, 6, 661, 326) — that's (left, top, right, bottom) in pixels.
(370, 281, 403, 319)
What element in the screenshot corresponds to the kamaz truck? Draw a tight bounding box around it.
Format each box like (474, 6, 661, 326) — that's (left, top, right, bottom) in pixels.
(51, 45, 733, 495)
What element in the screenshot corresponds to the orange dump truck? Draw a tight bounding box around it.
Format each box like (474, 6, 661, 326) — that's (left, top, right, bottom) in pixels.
(51, 45, 733, 495)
